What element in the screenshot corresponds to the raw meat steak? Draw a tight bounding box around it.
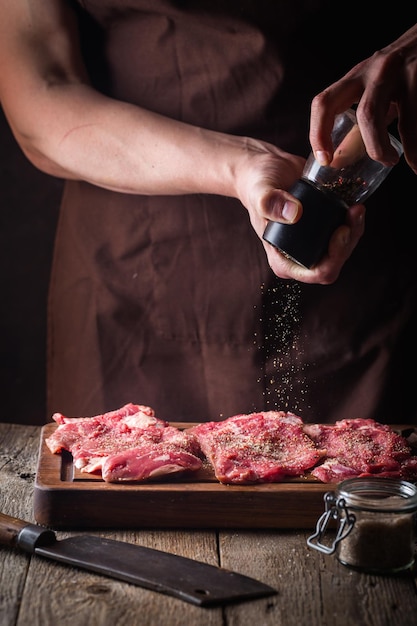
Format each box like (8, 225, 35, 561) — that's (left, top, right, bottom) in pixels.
(102, 430, 202, 482)
(188, 411, 326, 485)
(45, 403, 202, 481)
(304, 418, 417, 483)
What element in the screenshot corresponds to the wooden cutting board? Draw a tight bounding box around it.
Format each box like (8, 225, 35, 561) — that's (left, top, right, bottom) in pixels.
(34, 423, 414, 530)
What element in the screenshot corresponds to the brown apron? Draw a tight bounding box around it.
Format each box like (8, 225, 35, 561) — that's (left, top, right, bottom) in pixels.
(47, 0, 417, 423)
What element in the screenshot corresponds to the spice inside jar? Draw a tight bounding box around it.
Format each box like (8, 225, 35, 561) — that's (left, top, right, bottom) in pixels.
(307, 477, 417, 575)
(337, 505, 414, 572)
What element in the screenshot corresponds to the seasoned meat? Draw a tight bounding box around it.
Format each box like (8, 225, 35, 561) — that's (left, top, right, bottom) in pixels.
(304, 418, 417, 482)
(189, 411, 325, 485)
(45, 403, 202, 481)
(46, 404, 417, 485)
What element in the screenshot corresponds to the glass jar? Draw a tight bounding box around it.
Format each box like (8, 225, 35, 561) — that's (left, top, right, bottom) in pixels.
(307, 477, 417, 574)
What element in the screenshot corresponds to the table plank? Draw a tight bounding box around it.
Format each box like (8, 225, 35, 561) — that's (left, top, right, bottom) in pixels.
(0, 423, 40, 626)
(219, 530, 417, 626)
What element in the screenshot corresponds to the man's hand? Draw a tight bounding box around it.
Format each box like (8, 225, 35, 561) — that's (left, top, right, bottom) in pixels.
(309, 23, 417, 175)
(235, 141, 366, 284)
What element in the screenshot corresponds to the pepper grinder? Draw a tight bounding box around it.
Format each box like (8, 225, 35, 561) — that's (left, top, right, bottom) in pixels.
(263, 109, 404, 268)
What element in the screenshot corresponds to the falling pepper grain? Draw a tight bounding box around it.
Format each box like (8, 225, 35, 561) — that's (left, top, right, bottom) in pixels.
(256, 280, 310, 413)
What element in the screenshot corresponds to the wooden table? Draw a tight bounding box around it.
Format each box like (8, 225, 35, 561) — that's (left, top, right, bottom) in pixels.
(1, 421, 417, 626)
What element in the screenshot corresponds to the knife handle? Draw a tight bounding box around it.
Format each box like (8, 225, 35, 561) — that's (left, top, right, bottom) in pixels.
(0, 512, 56, 551)
(0, 512, 29, 547)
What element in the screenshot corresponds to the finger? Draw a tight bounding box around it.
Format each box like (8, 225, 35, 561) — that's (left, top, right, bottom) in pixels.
(327, 204, 365, 261)
(264, 244, 313, 282)
(396, 93, 417, 173)
(294, 204, 365, 284)
(264, 238, 343, 285)
(397, 114, 417, 174)
(262, 205, 365, 285)
(356, 99, 401, 166)
(309, 78, 363, 165)
(261, 189, 303, 223)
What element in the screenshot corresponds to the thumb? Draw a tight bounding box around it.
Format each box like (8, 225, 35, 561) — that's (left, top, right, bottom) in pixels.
(262, 189, 302, 224)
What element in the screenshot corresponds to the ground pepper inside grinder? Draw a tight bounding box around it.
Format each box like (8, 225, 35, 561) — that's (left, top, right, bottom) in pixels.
(307, 477, 417, 575)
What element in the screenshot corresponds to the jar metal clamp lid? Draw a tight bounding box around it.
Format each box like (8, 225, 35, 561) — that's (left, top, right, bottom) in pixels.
(307, 491, 355, 555)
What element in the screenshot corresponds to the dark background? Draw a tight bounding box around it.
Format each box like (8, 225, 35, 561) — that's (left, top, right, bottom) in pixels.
(0, 108, 62, 424)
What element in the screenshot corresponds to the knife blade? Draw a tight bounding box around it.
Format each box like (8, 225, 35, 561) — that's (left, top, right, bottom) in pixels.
(0, 512, 277, 607)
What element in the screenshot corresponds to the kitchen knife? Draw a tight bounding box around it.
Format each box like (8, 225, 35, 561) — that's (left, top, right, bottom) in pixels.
(0, 512, 277, 607)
